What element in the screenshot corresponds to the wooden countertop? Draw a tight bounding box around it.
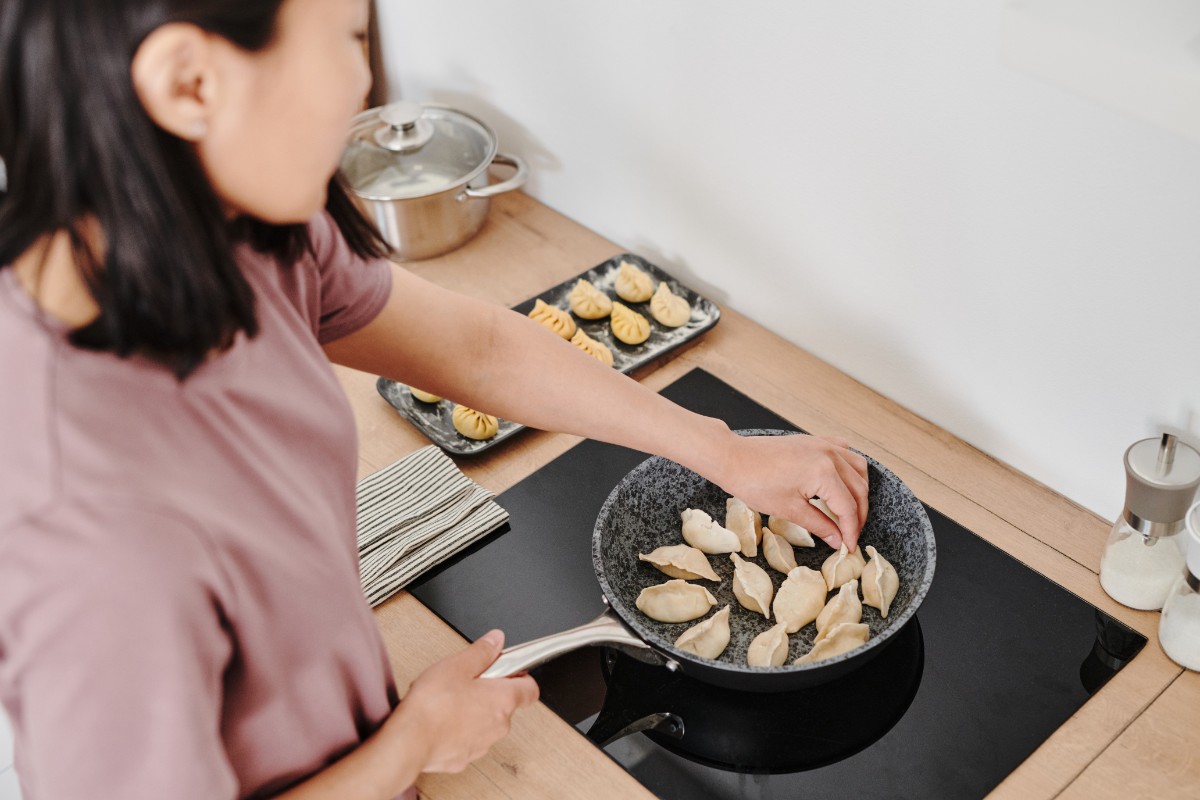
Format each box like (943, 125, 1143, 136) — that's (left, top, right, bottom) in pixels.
(334, 191, 1198, 799)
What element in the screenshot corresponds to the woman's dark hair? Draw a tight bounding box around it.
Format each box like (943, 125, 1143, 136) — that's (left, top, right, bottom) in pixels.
(0, 0, 390, 378)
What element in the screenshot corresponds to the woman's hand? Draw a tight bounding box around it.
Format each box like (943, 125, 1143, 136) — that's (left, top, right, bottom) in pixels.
(709, 433, 870, 551)
(387, 630, 539, 775)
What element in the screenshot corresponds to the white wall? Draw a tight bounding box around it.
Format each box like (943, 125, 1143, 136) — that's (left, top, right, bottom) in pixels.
(375, 0, 1200, 521)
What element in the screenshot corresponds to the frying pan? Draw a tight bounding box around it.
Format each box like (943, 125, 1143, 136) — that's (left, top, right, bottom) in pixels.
(483, 429, 936, 691)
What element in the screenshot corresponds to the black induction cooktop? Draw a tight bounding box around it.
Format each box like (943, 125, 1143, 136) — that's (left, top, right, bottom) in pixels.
(409, 368, 1145, 799)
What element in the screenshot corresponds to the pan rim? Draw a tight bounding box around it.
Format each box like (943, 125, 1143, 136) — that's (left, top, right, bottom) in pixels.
(593, 428, 937, 676)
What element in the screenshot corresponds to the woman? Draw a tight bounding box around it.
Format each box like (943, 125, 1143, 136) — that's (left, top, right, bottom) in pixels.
(0, 0, 869, 797)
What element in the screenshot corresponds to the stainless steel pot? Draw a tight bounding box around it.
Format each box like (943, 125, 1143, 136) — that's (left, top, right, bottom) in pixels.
(339, 101, 528, 261)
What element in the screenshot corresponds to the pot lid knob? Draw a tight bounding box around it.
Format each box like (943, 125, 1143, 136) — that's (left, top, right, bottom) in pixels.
(374, 101, 434, 153)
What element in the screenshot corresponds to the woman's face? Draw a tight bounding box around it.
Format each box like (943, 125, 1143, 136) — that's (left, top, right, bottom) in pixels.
(199, 0, 372, 223)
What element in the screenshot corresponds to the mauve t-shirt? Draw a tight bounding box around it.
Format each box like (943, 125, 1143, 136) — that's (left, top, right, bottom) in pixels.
(0, 213, 405, 798)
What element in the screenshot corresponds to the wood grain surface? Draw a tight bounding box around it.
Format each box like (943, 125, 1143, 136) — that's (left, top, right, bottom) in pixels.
(336, 190, 1194, 799)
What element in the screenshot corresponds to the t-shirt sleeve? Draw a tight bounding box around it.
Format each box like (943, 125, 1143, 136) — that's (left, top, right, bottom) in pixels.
(305, 211, 394, 345)
(0, 504, 237, 799)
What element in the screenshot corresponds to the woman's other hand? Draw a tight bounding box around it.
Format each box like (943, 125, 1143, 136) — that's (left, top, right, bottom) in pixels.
(388, 630, 539, 774)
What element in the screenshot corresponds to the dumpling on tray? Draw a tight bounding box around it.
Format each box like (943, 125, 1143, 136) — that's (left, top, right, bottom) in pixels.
(610, 302, 651, 345)
(650, 281, 690, 327)
(528, 298, 576, 339)
(451, 405, 499, 440)
(568, 278, 613, 319)
(615, 259, 654, 303)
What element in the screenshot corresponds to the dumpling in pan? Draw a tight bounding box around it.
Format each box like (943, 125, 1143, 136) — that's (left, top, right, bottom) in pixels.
(528, 298, 576, 339)
(762, 529, 797, 575)
(725, 496, 761, 557)
(674, 605, 731, 659)
(730, 553, 773, 620)
(767, 516, 815, 548)
(615, 259, 654, 303)
(570, 328, 614, 367)
(568, 278, 613, 320)
(815, 579, 862, 642)
(772, 566, 826, 634)
(793, 622, 869, 665)
(862, 545, 901, 618)
(680, 508, 741, 554)
(649, 282, 690, 327)
(610, 302, 651, 345)
(747, 623, 790, 667)
(452, 405, 499, 440)
(636, 579, 717, 623)
(810, 496, 840, 524)
(821, 543, 866, 592)
(638, 544, 720, 581)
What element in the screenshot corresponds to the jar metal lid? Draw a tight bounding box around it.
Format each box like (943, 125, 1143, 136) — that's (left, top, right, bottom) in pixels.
(1123, 435, 1200, 525)
(339, 103, 498, 201)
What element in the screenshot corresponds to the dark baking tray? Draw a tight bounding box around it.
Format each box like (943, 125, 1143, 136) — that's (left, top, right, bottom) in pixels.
(376, 252, 721, 455)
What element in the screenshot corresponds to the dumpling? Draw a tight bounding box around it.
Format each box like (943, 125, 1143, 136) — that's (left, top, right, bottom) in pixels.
(409, 387, 442, 403)
(680, 508, 740, 554)
(861, 545, 901, 618)
(772, 566, 826, 633)
(570, 328, 614, 367)
(528, 298, 576, 339)
(649, 282, 690, 327)
(821, 543, 866, 592)
(767, 516, 815, 548)
(638, 544, 720, 581)
(610, 302, 651, 345)
(568, 278, 613, 319)
(810, 497, 840, 524)
(762, 529, 797, 575)
(815, 579, 862, 642)
(615, 259, 654, 303)
(730, 552, 773, 620)
(725, 496, 761, 557)
(793, 622, 869, 665)
(635, 579, 717, 623)
(451, 405, 499, 440)
(747, 623, 790, 667)
(674, 605, 731, 659)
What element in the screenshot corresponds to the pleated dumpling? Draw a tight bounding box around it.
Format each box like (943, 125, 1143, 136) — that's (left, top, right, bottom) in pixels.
(725, 496, 761, 557)
(638, 544, 720, 581)
(767, 516, 815, 548)
(570, 328, 614, 367)
(528, 298, 576, 339)
(730, 552, 773, 620)
(615, 259, 654, 303)
(680, 508, 740, 554)
(568, 278, 613, 319)
(821, 543, 866, 592)
(747, 623, 790, 667)
(635, 579, 717, 623)
(862, 545, 901, 618)
(762, 529, 797, 575)
(772, 566, 827, 634)
(674, 605, 731, 659)
(451, 405, 499, 440)
(815, 579, 862, 642)
(793, 622, 869, 665)
(610, 302, 651, 345)
(409, 387, 443, 403)
(649, 282, 690, 327)
(810, 496, 840, 524)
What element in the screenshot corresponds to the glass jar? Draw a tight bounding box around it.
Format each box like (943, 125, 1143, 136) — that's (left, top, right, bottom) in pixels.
(1099, 434, 1200, 610)
(1159, 501, 1200, 671)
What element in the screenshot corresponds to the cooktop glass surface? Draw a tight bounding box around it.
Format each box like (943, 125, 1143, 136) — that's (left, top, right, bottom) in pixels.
(409, 368, 1144, 799)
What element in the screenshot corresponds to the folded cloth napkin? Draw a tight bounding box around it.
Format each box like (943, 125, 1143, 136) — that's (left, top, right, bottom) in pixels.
(356, 445, 509, 607)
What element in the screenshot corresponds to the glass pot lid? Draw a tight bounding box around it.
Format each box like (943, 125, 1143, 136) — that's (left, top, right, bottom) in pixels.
(339, 101, 498, 201)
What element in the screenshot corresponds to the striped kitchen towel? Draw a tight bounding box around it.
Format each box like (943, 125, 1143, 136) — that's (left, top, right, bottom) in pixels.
(356, 445, 509, 607)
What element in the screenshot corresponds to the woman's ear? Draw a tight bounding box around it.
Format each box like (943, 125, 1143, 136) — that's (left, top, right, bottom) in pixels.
(130, 23, 218, 141)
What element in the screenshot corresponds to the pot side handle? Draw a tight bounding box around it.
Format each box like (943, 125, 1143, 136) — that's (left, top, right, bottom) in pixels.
(481, 606, 652, 679)
(462, 153, 528, 200)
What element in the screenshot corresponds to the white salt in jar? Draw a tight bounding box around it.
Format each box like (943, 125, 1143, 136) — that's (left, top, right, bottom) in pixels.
(1099, 435, 1200, 610)
(1159, 502, 1200, 671)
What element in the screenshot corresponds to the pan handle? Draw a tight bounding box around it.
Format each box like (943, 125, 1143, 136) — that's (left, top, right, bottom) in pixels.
(481, 606, 660, 679)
